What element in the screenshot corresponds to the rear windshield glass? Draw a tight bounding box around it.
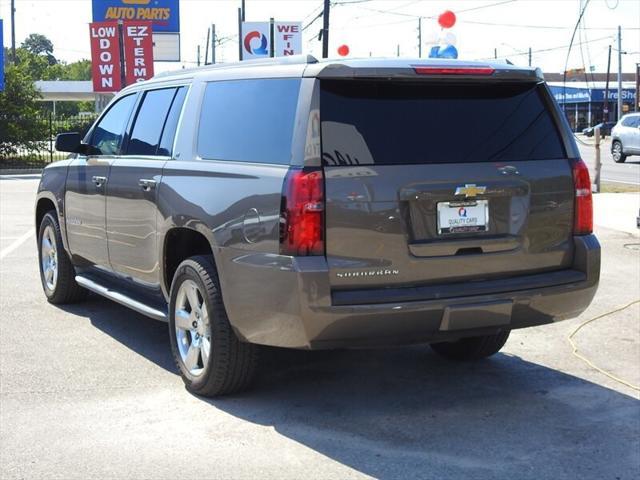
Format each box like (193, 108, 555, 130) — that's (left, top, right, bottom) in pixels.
(320, 81, 565, 166)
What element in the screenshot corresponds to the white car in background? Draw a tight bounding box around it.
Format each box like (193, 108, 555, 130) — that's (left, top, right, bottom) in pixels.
(611, 113, 640, 163)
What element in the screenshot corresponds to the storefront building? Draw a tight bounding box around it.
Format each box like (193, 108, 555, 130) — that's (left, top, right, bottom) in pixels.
(548, 81, 637, 132)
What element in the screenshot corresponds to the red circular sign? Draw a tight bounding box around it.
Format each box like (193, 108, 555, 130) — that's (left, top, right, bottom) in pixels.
(337, 44, 350, 57)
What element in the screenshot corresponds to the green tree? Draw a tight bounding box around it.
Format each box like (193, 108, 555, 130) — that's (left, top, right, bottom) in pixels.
(0, 57, 48, 159)
(1, 34, 97, 165)
(61, 59, 92, 81)
(21, 33, 56, 65)
(15, 46, 54, 80)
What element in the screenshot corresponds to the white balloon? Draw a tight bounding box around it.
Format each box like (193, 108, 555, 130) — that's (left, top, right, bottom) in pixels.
(440, 31, 457, 46)
(424, 28, 440, 45)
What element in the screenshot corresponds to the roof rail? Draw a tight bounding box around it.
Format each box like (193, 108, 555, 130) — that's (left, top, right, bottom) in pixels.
(153, 54, 318, 79)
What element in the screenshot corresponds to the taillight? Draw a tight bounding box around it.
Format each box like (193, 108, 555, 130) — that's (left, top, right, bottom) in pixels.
(412, 66, 495, 76)
(571, 158, 593, 235)
(280, 168, 324, 256)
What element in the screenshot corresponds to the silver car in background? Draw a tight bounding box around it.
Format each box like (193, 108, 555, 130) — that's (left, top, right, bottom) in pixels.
(611, 113, 640, 163)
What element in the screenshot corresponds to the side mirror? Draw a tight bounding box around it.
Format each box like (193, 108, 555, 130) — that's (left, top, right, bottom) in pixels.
(55, 132, 83, 153)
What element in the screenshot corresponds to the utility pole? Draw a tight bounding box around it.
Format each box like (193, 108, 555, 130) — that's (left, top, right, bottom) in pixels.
(397, 44, 400, 57)
(212, 24, 216, 65)
(197, 45, 201, 67)
(322, 0, 330, 58)
(204, 27, 210, 65)
(117, 20, 126, 87)
(269, 17, 274, 58)
(238, 7, 243, 61)
(635, 63, 640, 112)
(604, 45, 612, 122)
(418, 18, 422, 58)
(617, 25, 622, 121)
(528, 47, 532, 67)
(494, 48, 497, 59)
(238, 1, 246, 61)
(10, 0, 16, 63)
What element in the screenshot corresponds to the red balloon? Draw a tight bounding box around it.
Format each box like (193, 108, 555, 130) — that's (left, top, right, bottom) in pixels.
(438, 10, 456, 29)
(337, 44, 350, 57)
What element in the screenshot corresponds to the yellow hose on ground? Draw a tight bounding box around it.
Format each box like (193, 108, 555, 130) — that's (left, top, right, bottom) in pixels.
(567, 299, 640, 392)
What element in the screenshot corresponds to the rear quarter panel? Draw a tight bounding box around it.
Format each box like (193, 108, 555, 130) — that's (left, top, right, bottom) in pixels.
(156, 77, 314, 345)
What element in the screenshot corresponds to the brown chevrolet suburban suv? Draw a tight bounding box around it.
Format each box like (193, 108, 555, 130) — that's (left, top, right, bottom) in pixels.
(36, 56, 600, 397)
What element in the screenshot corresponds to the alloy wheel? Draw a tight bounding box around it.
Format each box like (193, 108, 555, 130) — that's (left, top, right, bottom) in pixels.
(174, 279, 211, 376)
(41, 225, 58, 291)
(612, 142, 622, 162)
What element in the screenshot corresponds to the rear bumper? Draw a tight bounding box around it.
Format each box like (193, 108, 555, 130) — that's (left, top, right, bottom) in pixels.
(220, 235, 600, 349)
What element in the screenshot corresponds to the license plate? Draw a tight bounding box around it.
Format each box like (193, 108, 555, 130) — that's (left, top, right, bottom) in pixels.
(437, 200, 489, 234)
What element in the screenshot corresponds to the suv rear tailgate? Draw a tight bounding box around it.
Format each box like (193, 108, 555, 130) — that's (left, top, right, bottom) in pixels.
(320, 79, 575, 291)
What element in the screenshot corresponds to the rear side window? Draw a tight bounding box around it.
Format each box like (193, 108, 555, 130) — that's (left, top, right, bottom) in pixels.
(320, 81, 565, 165)
(158, 87, 188, 156)
(197, 79, 301, 164)
(128, 87, 178, 156)
(621, 116, 639, 127)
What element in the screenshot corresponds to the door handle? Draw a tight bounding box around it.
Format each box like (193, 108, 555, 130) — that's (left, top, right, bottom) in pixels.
(92, 176, 107, 187)
(138, 179, 157, 191)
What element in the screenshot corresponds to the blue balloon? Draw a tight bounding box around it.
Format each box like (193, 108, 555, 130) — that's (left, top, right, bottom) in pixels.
(437, 45, 458, 59)
(428, 46, 440, 59)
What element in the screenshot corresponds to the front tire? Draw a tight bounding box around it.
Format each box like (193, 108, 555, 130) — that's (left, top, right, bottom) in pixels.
(430, 330, 510, 361)
(612, 141, 626, 163)
(37, 211, 86, 304)
(169, 255, 259, 397)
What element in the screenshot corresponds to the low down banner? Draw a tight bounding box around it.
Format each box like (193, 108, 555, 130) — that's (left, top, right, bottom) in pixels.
(89, 21, 155, 93)
(89, 21, 123, 92)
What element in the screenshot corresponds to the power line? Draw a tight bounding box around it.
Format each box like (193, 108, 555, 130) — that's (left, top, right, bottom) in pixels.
(355, 0, 517, 19)
(460, 20, 638, 30)
(562, 0, 593, 113)
(476, 35, 612, 60)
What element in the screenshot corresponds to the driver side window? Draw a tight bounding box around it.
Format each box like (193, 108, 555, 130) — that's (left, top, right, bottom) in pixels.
(88, 94, 137, 155)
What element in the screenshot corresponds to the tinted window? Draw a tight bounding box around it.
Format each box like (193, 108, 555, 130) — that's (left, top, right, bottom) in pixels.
(90, 94, 137, 155)
(158, 87, 187, 156)
(128, 88, 177, 156)
(621, 116, 639, 127)
(197, 79, 300, 164)
(320, 81, 565, 165)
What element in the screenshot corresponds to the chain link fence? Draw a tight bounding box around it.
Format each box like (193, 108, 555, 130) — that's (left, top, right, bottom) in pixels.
(0, 113, 98, 170)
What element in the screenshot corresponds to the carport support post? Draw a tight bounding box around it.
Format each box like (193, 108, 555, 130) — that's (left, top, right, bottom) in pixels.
(48, 111, 53, 164)
(594, 126, 601, 193)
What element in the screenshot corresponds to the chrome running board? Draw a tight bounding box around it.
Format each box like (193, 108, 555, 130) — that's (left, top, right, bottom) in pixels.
(75, 274, 168, 322)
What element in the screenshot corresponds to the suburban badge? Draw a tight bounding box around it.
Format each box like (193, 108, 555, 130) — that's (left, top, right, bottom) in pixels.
(337, 269, 399, 278)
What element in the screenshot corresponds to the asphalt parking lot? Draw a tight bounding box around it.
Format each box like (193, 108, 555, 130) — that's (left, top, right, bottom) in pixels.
(1, 176, 639, 480)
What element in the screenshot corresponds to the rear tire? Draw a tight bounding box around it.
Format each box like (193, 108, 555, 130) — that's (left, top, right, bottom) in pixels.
(169, 255, 259, 397)
(612, 141, 626, 163)
(37, 211, 86, 304)
(430, 330, 510, 361)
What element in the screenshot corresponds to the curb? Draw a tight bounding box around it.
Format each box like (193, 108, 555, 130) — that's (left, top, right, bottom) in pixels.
(0, 169, 43, 175)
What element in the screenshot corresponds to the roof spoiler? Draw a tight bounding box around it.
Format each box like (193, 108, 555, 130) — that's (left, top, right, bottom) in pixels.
(306, 62, 544, 82)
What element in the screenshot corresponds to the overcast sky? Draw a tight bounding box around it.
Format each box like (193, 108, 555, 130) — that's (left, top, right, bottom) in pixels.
(1, 0, 639, 74)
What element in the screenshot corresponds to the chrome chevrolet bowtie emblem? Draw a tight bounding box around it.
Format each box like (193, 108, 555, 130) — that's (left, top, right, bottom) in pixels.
(454, 184, 487, 198)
